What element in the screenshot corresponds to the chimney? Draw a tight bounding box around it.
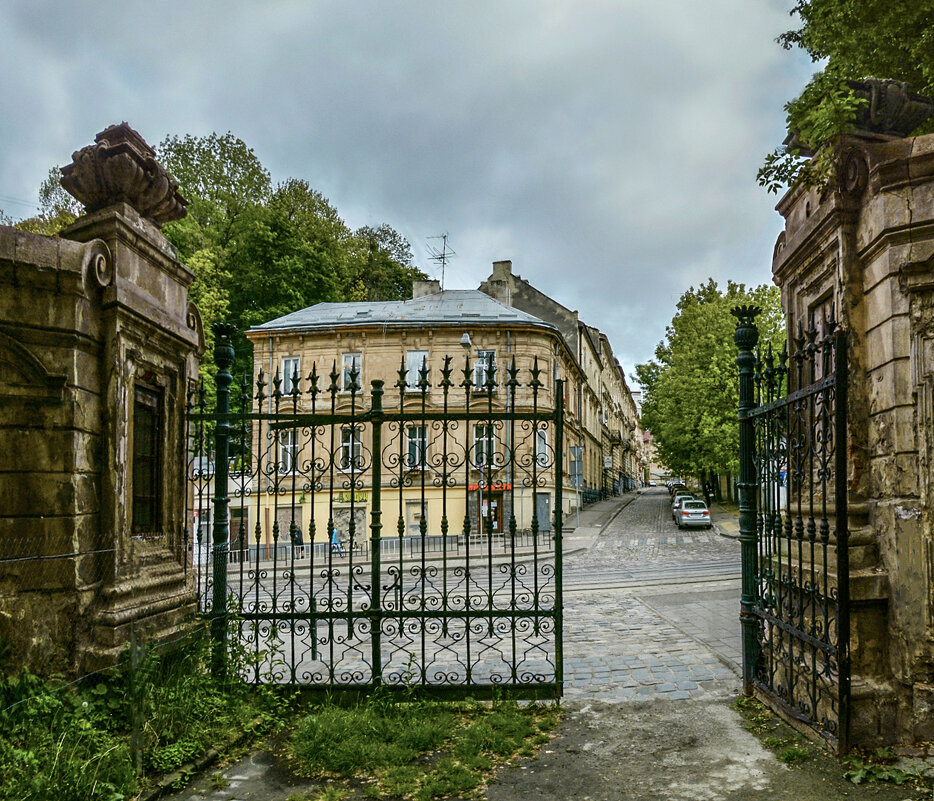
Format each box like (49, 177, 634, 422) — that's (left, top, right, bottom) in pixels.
(492, 260, 512, 281)
(412, 279, 441, 299)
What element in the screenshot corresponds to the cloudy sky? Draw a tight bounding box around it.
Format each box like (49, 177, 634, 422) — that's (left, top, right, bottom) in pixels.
(0, 0, 813, 376)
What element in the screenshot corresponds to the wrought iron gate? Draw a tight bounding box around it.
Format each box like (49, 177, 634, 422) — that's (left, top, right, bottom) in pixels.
(733, 306, 850, 752)
(187, 325, 563, 698)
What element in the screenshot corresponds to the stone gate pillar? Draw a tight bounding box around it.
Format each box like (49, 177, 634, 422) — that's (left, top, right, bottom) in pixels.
(771, 81, 934, 744)
(0, 123, 203, 673)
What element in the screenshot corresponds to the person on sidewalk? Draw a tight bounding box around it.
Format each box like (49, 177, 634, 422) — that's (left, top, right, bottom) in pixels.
(703, 482, 713, 508)
(331, 528, 344, 557)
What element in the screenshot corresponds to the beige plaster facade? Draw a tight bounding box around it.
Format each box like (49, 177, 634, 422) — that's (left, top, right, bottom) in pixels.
(479, 260, 644, 494)
(242, 289, 582, 550)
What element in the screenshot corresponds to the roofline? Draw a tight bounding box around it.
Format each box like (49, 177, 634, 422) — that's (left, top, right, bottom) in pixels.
(245, 317, 560, 338)
(245, 319, 585, 380)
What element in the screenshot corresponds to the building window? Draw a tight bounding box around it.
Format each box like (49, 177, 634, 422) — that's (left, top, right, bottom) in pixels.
(279, 429, 298, 473)
(340, 426, 363, 470)
(281, 356, 300, 396)
(342, 353, 362, 393)
(132, 385, 161, 535)
(474, 350, 496, 390)
(474, 424, 494, 468)
(406, 425, 427, 469)
(535, 428, 549, 467)
(406, 350, 429, 391)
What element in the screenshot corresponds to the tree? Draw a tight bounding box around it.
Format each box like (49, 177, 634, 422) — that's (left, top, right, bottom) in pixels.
(758, 0, 934, 193)
(635, 280, 784, 481)
(347, 224, 426, 302)
(16, 131, 424, 382)
(158, 132, 271, 256)
(14, 167, 82, 235)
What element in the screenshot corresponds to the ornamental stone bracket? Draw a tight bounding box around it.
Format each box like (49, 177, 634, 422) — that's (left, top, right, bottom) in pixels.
(61, 122, 188, 228)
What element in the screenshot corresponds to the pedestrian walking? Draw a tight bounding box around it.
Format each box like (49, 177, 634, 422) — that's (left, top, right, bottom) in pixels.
(703, 481, 713, 508)
(331, 528, 344, 557)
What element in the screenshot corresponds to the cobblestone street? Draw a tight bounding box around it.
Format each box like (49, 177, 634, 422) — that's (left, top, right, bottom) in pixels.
(562, 487, 742, 701)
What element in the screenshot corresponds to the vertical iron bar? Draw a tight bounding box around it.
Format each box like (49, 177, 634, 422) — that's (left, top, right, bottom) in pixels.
(370, 380, 384, 686)
(210, 322, 236, 676)
(835, 331, 850, 753)
(253, 370, 266, 682)
(554, 379, 564, 694)
(732, 306, 759, 696)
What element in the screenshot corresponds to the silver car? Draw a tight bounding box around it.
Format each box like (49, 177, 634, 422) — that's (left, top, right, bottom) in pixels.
(676, 500, 711, 529)
(671, 492, 694, 519)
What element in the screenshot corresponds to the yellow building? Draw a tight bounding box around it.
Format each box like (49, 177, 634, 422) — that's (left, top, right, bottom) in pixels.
(240, 282, 584, 552)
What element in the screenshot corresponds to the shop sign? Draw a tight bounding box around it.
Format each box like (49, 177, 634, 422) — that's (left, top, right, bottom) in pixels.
(335, 491, 368, 503)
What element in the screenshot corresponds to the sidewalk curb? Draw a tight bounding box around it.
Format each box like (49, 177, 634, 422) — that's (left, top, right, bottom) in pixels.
(137, 715, 266, 801)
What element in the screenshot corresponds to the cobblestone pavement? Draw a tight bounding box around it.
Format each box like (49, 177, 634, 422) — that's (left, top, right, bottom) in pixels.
(562, 488, 742, 701)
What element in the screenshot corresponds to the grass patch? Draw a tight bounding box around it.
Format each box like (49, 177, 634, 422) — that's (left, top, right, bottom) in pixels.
(0, 628, 289, 801)
(777, 745, 810, 764)
(288, 694, 561, 800)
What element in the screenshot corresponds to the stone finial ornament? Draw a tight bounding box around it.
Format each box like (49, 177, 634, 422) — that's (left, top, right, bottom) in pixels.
(61, 122, 188, 227)
(847, 79, 934, 138)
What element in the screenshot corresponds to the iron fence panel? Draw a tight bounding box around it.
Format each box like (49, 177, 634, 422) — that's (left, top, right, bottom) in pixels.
(734, 307, 849, 752)
(187, 330, 563, 697)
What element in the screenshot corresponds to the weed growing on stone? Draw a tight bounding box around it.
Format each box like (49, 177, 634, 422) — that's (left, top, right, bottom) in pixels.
(288, 694, 561, 800)
(842, 747, 919, 787)
(0, 629, 290, 801)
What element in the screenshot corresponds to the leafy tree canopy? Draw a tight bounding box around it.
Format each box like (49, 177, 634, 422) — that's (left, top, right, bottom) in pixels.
(635, 280, 784, 480)
(154, 133, 426, 379)
(758, 0, 934, 193)
(10, 131, 426, 390)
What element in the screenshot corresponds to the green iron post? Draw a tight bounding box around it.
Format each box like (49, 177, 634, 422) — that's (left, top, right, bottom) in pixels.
(554, 379, 565, 696)
(732, 305, 759, 696)
(211, 323, 236, 676)
(369, 379, 384, 685)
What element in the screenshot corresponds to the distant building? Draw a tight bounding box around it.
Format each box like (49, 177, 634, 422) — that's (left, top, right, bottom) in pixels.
(479, 260, 643, 493)
(233, 263, 644, 554)
(242, 282, 583, 549)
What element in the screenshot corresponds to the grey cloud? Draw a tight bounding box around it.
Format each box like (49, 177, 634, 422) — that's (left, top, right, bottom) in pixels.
(0, 0, 813, 373)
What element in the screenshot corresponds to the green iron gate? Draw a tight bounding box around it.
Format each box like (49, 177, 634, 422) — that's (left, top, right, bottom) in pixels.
(733, 306, 850, 752)
(187, 324, 564, 698)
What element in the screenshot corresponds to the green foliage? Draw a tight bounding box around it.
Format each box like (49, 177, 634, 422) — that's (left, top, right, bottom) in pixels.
(842, 748, 918, 785)
(759, 0, 934, 193)
(289, 696, 559, 800)
(290, 697, 455, 776)
(777, 744, 810, 764)
(635, 280, 784, 481)
(758, 73, 868, 194)
(14, 131, 426, 383)
(157, 132, 426, 379)
(13, 166, 81, 235)
(159, 131, 272, 254)
(0, 629, 288, 801)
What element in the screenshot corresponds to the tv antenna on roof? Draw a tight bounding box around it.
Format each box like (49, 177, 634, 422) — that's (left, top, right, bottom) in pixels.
(427, 233, 455, 290)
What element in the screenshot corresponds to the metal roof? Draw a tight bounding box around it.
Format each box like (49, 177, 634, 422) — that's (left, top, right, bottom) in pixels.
(249, 290, 557, 333)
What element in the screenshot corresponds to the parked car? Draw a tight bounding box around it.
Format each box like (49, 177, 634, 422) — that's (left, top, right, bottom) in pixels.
(671, 492, 695, 519)
(676, 499, 711, 529)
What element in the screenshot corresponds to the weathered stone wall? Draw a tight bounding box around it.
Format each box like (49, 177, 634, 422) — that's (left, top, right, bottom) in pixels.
(0, 124, 203, 674)
(772, 131, 934, 744)
(0, 230, 110, 670)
